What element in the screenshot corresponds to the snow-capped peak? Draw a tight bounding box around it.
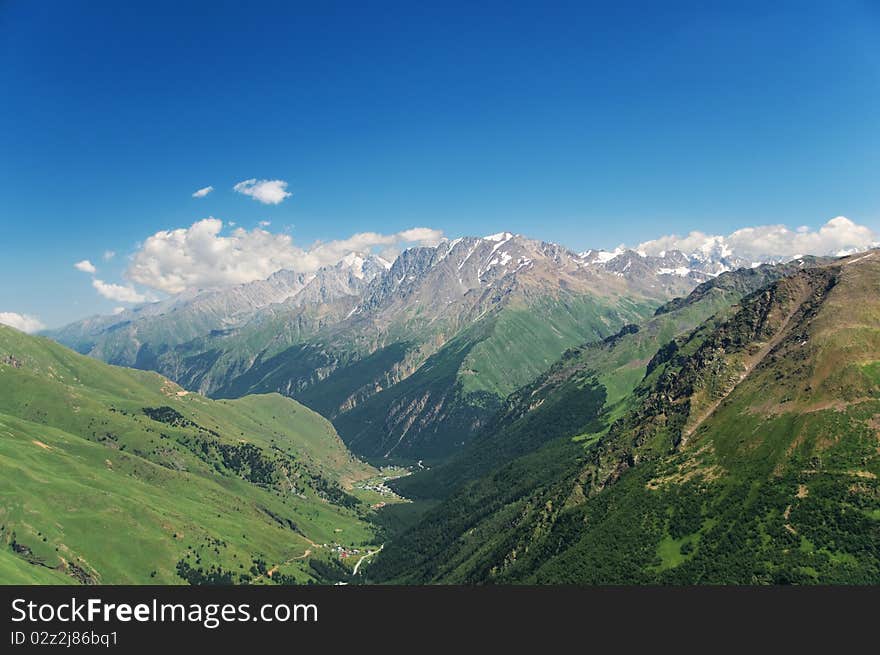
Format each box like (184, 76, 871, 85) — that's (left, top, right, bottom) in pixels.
(337, 252, 391, 280)
(579, 247, 625, 264)
(483, 231, 514, 242)
(598, 247, 624, 263)
(339, 252, 367, 278)
(686, 235, 733, 262)
(340, 252, 365, 268)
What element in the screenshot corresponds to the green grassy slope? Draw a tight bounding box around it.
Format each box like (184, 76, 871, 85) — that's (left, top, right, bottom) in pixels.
(0, 325, 380, 585)
(372, 254, 880, 584)
(0, 545, 73, 584)
(458, 295, 654, 398)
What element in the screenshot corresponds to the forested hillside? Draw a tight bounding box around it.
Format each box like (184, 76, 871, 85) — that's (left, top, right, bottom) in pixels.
(372, 253, 880, 584)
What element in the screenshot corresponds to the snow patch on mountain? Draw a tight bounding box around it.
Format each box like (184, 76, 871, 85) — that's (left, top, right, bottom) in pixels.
(580, 247, 625, 263)
(657, 266, 692, 277)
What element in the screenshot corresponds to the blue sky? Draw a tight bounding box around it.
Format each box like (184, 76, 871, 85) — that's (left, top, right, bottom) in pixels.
(1, 0, 879, 327)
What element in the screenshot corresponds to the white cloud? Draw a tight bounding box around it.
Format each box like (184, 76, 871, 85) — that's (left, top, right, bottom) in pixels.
(0, 312, 45, 333)
(258, 220, 271, 227)
(92, 279, 147, 303)
(637, 216, 877, 261)
(126, 217, 444, 294)
(74, 260, 97, 274)
(112, 307, 126, 315)
(233, 179, 292, 205)
(192, 185, 214, 198)
(103, 250, 116, 261)
(398, 227, 445, 245)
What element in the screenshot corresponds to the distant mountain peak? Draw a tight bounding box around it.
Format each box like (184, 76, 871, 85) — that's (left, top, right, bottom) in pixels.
(578, 241, 754, 282)
(335, 252, 393, 280)
(579, 247, 627, 263)
(482, 231, 515, 242)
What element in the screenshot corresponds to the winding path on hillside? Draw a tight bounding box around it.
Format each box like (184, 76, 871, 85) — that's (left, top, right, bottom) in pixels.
(353, 544, 384, 576)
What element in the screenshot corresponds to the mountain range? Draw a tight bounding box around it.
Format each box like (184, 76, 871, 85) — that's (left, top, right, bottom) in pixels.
(6, 231, 878, 585)
(47, 232, 784, 462)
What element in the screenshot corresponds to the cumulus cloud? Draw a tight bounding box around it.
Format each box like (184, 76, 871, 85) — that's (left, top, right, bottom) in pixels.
(192, 185, 214, 198)
(74, 260, 97, 274)
(637, 216, 877, 260)
(92, 279, 147, 303)
(233, 179, 291, 205)
(103, 250, 116, 261)
(725, 217, 876, 258)
(398, 227, 445, 243)
(0, 312, 45, 333)
(126, 218, 443, 294)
